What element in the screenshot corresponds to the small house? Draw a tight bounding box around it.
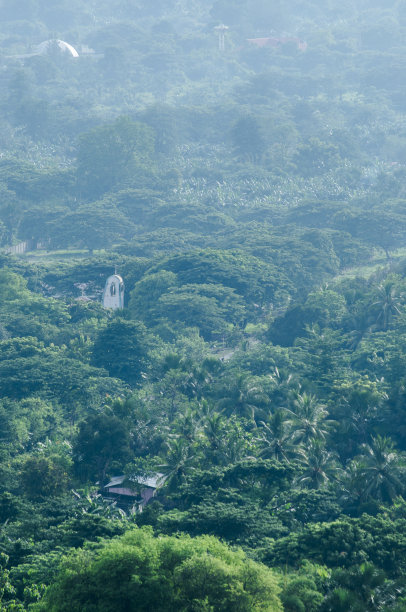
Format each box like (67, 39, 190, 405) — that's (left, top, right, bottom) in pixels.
(103, 474, 164, 510)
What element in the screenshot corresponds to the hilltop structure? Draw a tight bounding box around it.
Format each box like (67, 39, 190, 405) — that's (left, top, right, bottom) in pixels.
(7, 39, 80, 60)
(36, 39, 79, 57)
(214, 24, 229, 51)
(102, 274, 125, 310)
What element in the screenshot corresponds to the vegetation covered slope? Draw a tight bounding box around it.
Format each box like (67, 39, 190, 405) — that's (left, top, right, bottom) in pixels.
(1, 0, 406, 610)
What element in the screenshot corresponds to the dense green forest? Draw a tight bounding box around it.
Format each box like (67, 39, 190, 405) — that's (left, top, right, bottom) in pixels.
(2, 0, 406, 609)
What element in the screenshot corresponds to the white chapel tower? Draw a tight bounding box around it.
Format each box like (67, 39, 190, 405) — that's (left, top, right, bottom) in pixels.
(102, 274, 125, 310)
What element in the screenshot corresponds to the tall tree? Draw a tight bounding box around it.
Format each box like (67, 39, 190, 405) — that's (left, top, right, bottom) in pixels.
(91, 319, 152, 386)
(287, 392, 334, 445)
(370, 280, 402, 331)
(257, 409, 294, 462)
(297, 440, 340, 489)
(37, 530, 283, 612)
(216, 373, 268, 421)
(356, 435, 405, 503)
(231, 115, 266, 162)
(73, 412, 132, 483)
(76, 117, 154, 199)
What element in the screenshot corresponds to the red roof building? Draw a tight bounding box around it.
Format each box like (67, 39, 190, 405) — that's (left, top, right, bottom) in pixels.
(247, 37, 307, 51)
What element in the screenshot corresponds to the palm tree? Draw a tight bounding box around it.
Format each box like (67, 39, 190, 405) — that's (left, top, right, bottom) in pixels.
(158, 438, 196, 493)
(268, 366, 298, 406)
(322, 587, 364, 612)
(191, 357, 224, 400)
(297, 439, 340, 489)
(216, 373, 268, 422)
(338, 459, 366, 509)
(172, 406, 203, 444)
(203, 412, 253, 466)
(356, 435, 405, 503)
(370, 280, 402, 331)
(203, 411, 227, 465)
(287, 392, 334, 445)
(333, 383, 387, 460)
(257, 409, 295, 462)
(347, 309, 373, 349)
(324, 563, 387, 611)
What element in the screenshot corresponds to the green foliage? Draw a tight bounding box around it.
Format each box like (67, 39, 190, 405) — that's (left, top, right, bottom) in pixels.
(266, 511, 406, 578)
(152, 283, 246, 340)
(297, 440, 340, 490)
(281, 575, 324, 612)
(73, 412, 132, 482)
(47, 203, 134, 252)
(76, 117, 155, 199)
(19, 455, 70, 500)
(231, 115, 267, 162)
(130, 270, 246, 339)
(0, 337, 123, 414)
(157, 460, 295, 547)
(148, 249, 280, 306)
(37, 529, 282, 612)
(91, 318, 152, 386)
(2, 2, 406, 609)
(0, 554, 14, 602)
(292, 138, 341, 176)
(322, 563, 388, 612)
(351, 435, 405, 504)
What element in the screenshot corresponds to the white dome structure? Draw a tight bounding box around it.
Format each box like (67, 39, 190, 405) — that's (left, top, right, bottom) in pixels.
(36, 39, 79, 58)
(103, 274, 125, 310)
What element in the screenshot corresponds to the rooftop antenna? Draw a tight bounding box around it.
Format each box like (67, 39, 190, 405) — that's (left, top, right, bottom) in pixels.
(214, 24, 229, 51)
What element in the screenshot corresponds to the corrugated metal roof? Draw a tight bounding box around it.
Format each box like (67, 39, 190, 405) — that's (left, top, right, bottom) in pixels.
(104, 473, 165, 490)
(105, 475, 126, 488)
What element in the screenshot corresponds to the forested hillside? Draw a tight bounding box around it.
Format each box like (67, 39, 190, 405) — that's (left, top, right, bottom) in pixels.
(1, 1, 406, 609)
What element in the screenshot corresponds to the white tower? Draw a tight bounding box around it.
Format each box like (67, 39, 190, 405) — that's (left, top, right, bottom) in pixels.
(214, 24, 229, 51)
(103, 274, 125, 310)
